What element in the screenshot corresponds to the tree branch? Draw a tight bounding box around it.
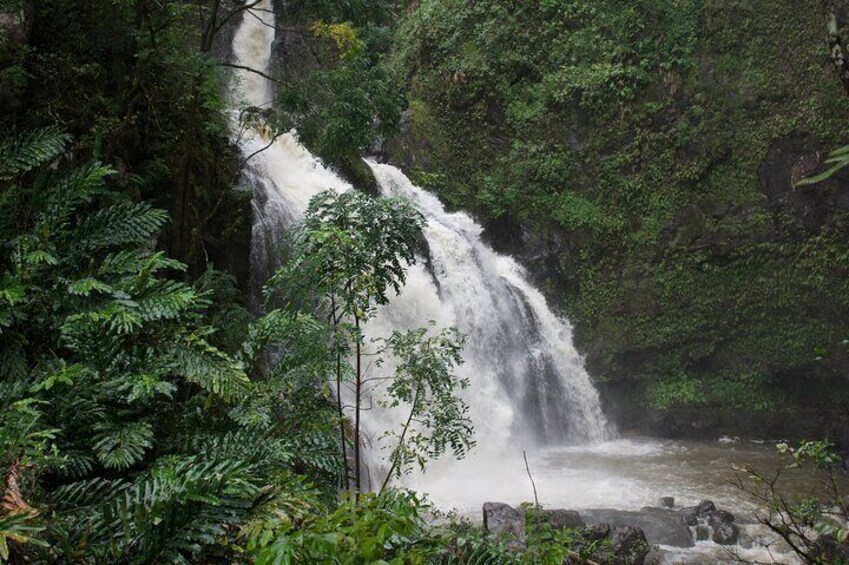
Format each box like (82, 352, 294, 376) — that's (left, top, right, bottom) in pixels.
(220, 62, 285, 85)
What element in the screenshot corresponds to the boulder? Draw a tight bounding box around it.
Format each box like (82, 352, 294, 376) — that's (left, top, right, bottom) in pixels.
(586, 522, 611, 541)
(695, 525, 711, 541)
(680, 505, 699, 526)
(482, 503, 584, 541)
(574, 525, 650, 565)
(711, 523, 739, 545)
(657, 496, 675, 509)
(482, 502, 525, 539)
(697, 500, 716, 515)
(581, 507, 693, 548)
(539, 508, 585, 530)
(680, 499, 717, 526)
(707, 509, 735, 527)
(607, 526, 650, 565)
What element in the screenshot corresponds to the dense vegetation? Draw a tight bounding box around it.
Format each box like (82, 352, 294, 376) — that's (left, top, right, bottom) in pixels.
(0, 3, 576, 562)
(386, 0, 849, 438)
(2, 0, 849, 562)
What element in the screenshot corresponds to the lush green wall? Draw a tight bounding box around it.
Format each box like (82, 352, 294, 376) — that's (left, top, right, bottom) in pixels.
(386, 0, 849, 438)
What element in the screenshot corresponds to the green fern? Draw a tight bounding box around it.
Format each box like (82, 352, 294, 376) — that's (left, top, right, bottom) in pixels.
(135, 280, 198, 322)
(96, 456, 259, 563)
(796, 144, 849, 187)
(168, 334, 250, 402)
(38, 163, 113, 229)
(93, 422, 154, 470)
(74, 202, 169, 253)
(0, 126, 71, 180)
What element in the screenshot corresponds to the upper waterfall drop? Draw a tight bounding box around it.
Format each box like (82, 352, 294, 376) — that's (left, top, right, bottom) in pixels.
(227, 0, 613, 495)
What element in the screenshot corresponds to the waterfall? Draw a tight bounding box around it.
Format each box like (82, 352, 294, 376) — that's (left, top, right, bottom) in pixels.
(228, 1, 613, 498)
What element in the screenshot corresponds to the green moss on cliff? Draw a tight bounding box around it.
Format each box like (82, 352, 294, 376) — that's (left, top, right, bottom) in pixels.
(389, 0, 849, 420)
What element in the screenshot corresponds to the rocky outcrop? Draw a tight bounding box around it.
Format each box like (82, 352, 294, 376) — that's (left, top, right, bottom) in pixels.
(483, 502, 649, 563)
(679, 499, 739, 546)
(481, 500, 754, 562)
(482, 502, 584, 540)
(563, 523, 651, 565)
(581, 507, 693, 548)
(711, 522, 739, 545)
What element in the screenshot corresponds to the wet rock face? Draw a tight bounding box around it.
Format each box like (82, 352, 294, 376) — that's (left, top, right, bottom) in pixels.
(708, 509, 735, 527)
(482, 502, 585, 539)
(482, 501, 749, 562)
(538, 508, 585, 530)
(680, 499, 716, 526)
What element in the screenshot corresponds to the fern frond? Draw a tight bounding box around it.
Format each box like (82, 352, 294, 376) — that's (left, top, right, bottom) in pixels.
(0, 126, 71, 180)
(186, 431, 293, 469)
(136, 280, 199, 322)
(74, 201, 168, 253)
(240, 476, 324, 552)
(240, 310, 328, 371)
(92, 421, 154, 470)
(95, 456, 259, 562)
(0, 511, 49, 561)
(99, 249, 182, 277)
(281, 429, 343, 476)
(54, 451, 97, 478)
(168, 334, 250, 402)
(50, 478, 131, 511)
(65, 277, 114, 297)
(39, 163, 113, 228)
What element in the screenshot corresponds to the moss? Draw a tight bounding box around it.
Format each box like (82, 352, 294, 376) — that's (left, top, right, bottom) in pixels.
(388, 0, 849, 416)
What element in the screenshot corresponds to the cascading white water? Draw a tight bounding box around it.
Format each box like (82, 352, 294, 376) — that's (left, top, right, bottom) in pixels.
(364, 162, 610, 448)
(229, 0, 611, 490)
(228, 0, 350, 301)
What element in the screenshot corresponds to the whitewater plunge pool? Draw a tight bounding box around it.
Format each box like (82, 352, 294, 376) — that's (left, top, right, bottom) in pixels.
(402, 437, 846, 564)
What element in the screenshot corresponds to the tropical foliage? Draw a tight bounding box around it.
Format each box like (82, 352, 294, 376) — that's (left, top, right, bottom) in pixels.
(0, 129, 342, 562)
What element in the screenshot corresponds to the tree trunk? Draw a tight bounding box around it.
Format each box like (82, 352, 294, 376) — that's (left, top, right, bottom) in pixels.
(330, 297, 350, 492)
(354, 315, 362, 503)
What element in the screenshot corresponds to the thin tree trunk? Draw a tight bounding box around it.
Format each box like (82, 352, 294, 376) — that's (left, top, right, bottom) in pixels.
(330, 297, 350, 492)
(354, 315, 362, 503)
(380, 384, 421, 493)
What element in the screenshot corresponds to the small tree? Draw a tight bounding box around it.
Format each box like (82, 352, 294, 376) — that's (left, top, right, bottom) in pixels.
(733, 440, 848, 563)
(269, 190, 474, 498)
(378, 325, 474, 491)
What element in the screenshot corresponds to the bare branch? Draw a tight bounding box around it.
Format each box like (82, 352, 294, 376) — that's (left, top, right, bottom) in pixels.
(220, 62, 285, 85)
(524, 450, 539, 508)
